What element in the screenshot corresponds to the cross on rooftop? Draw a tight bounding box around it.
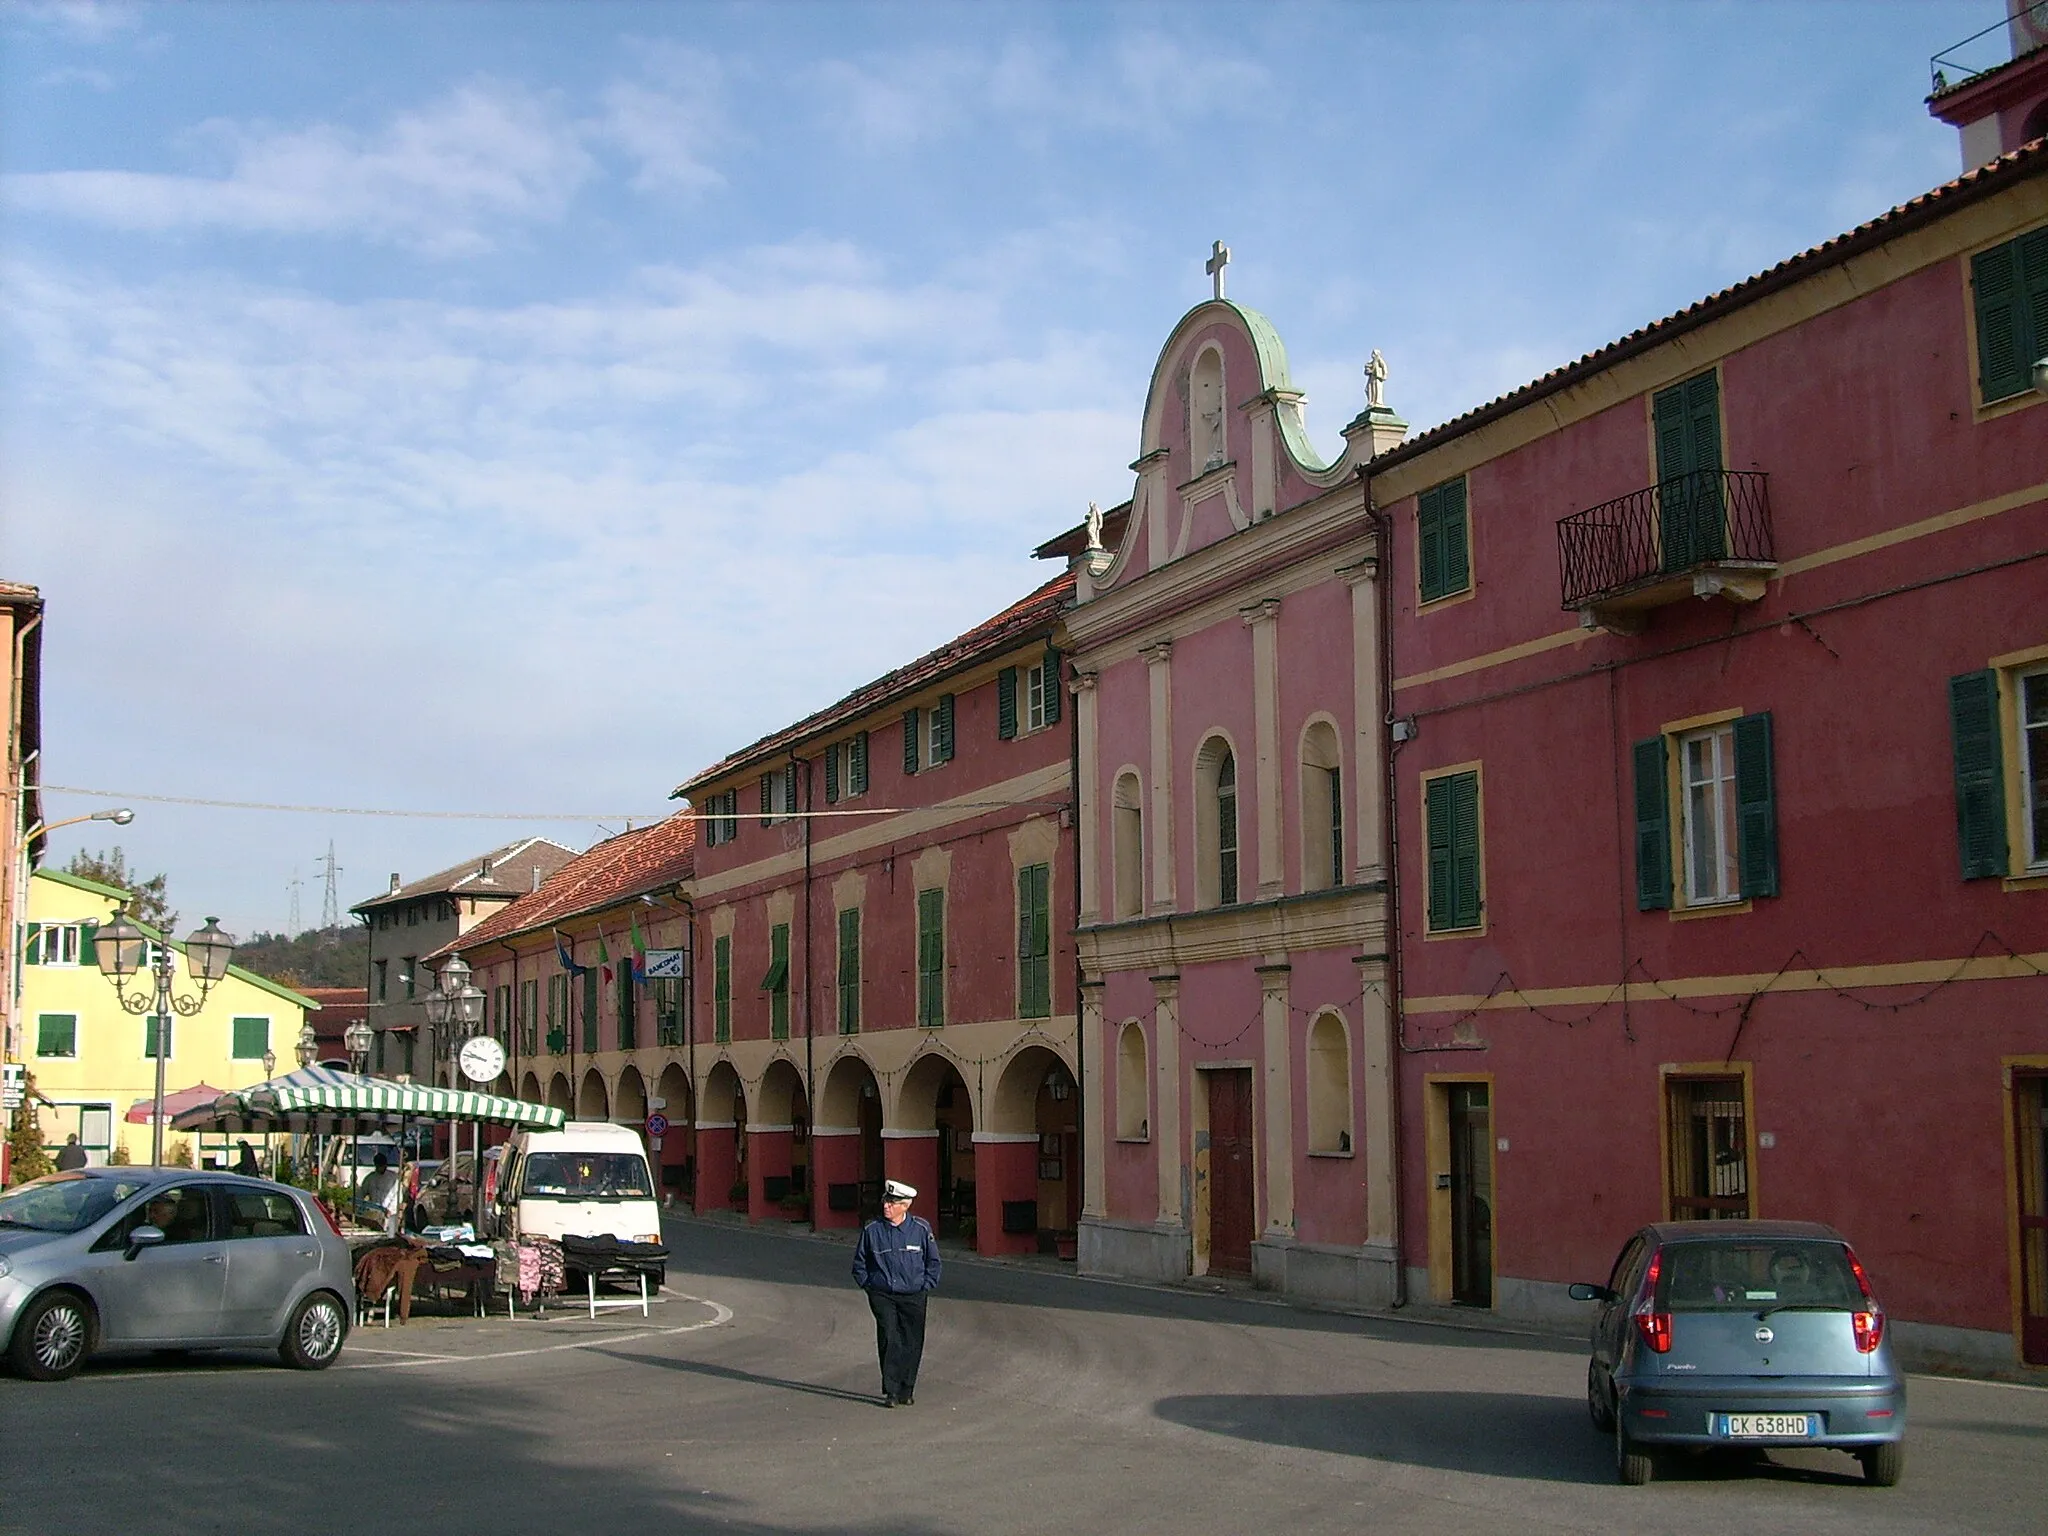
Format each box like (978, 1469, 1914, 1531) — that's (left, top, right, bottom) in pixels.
(1206, 240, 1230, 300)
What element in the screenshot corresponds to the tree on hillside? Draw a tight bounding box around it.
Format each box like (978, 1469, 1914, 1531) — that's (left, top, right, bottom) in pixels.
(64, 846, 177, 932)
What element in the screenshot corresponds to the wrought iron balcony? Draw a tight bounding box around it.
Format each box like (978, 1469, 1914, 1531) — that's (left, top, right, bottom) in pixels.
(1557, 469, 1775, 633)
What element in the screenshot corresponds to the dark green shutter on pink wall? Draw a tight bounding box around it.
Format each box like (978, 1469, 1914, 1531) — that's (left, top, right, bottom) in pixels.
(1950, 670, 2009, 879)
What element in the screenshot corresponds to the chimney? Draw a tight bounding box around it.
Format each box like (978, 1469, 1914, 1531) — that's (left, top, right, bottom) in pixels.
(388, 873, 401, 894)
(532, 866, 543, 892)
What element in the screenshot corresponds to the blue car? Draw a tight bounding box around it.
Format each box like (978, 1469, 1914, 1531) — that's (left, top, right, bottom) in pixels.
(1570, 1220, 1906, 1486)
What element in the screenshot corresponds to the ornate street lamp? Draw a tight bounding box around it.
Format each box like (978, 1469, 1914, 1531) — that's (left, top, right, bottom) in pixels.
(343, 1019, 374, 1198)
(94, 912, 236, 1166)
(295, 1021, 318, 1068)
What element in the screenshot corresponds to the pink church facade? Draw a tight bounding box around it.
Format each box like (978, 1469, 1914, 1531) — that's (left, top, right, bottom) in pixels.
(1064, 289, 1410, 1303)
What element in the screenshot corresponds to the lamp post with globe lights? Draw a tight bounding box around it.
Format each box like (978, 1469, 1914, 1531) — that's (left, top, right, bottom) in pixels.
(342, 1018, 373, 1198)
(92, 910, 235, 1166)
(426, 956, 488, 1227)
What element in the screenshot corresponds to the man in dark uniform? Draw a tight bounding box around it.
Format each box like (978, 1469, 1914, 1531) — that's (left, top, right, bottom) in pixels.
(851, 1178, 941, 1407)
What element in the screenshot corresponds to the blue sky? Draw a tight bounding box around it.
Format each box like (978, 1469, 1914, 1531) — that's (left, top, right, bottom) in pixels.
(0, 0, 1996, 945)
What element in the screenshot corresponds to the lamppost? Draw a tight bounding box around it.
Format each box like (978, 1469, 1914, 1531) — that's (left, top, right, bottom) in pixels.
(92, 911, 235, 1166)
(296, 1021, 318, 1069)
(423, 955, 486, 1226)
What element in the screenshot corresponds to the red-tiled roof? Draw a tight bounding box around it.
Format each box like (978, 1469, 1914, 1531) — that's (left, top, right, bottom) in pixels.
(1373, 138, 2048, 473)
(434, 813, 696, 958)
(673, 569, 1074, 798)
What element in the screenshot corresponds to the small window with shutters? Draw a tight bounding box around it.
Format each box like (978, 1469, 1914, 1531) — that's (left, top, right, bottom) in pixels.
(916, 889, 945, 1028)
(1416, 476, 1471, 605)
(1017, 862, 1052, 1019)
(1633, 712, 1776, 912)
(1969, 224, 2048, 406)
(231, 1016, 270, 1060)
(36, 1013, 78, 1058)
(837, 907, 861, 1035)
(712, 934, 731, 1044)
(1950, 661, 2048, 880)
(1422, 766, 1484, 933)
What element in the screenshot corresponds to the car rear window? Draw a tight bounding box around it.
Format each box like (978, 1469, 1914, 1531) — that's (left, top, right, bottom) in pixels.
(1660, 1239, 1862, 1310)
(226, 1190, 307, 1239)
(519, 1152, 652, 1200)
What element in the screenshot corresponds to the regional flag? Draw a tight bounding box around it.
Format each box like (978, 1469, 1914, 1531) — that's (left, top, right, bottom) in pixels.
(598, 932, 612, 985)
(554, 928, 586, 976)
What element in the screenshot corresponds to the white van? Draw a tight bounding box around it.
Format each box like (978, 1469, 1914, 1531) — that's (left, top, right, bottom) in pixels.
(496, 1122, 664, 1280)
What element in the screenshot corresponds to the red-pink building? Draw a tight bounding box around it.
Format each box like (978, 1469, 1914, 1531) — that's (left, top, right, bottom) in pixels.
(673, 576, 1081, 1254)
(1375, 134, 2048, 1371)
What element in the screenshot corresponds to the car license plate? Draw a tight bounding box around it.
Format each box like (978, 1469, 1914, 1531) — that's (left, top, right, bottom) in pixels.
(1712, 1413, 1818, 1439)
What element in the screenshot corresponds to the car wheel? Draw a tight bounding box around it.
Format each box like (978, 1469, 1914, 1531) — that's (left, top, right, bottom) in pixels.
(1586, 1364, 1615, 1433)
(1859, 1441, 1905, 1487)
(279, 1291, 348, 1370)
(10, 1290, 93, 1382)
(651, 1267, 666, 1291)
(1615, 1418, 1654, 1486)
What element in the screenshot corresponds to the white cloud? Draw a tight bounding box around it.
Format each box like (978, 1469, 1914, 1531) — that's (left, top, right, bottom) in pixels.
(592, 44, 727, 193)
(3, 81, 595, 255)
(9, 1, 140, 42)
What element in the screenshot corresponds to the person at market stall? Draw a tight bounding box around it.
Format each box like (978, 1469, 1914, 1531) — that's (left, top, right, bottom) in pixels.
(235, 1141, 260, 1177)
(55, 1134, 88, 1171)
(359, 1152, 403, 1235)
(850, 1179, 942, 1407)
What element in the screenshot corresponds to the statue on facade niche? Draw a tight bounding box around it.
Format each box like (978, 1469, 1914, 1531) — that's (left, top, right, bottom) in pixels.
(1084, 501, 1104, 552)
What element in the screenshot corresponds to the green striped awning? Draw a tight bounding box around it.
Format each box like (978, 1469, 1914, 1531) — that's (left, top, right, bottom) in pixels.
(172, 1065, 564, 1133)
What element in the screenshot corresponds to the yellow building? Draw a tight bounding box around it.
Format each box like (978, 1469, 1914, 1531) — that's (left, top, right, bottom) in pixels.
(21, 867, 317, 1165)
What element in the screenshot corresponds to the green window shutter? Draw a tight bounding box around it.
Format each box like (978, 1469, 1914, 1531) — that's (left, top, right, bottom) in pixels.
(24, 922, 40, 965)
(936, 693, 955, 762)
(852, 731, 869, 794)
(998, 667, 1018, 739)
(714, 934, 731, 1043)
(582, 968, 599, 1052)
(1653, 380, 1691, 484)
(1632, 737, 1673, 911)
(37, 1014, 77, 1057)
(1424, 777, 1455, 930)
(1950, 670, 2010, 880)
(1733, 712, 1779, 899)
(824, 744, 840, 803)
(78, 921, 98, 967)
(917, 888, 945, 1028)
(759, 772, 775, 826)
(1043, 648, 1062, 725)
(1417, 488, 1445, 601)
(145, 1015, 171, 1060)
(1018, 863, 1051, 1018)
(903, 708, 921, 776)
(231, 1016, 269, 1060)
(1448, 771, 1482, 928)
(838, 907, 860, 1034)
(1972, 238, 2028, 402)
(769, 923, 790, 1039)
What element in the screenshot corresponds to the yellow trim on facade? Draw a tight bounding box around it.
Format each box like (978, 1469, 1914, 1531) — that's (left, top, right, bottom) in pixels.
(1403, 947, 2048, 1015)
(1422, 1072, 1495, 1306)
(1661, 706, 1744, 735)
(1668, 898, 1753, 922)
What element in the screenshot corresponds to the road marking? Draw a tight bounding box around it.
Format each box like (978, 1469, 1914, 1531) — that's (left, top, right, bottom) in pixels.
(335, 1293, 734, 1371)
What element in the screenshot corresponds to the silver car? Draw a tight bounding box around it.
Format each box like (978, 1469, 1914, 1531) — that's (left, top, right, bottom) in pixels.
(0, 1167, 355, 1381)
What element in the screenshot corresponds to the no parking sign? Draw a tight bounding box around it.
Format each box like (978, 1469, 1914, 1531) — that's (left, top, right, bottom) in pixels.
(645, 1112, 669, 1138)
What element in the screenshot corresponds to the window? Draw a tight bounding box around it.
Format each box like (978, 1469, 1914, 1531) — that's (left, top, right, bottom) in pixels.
(1000, 651, 1064, 738)
(1970, 224, 2048, 404)
(1217, 754, 1238, 905)
(1112, 771, 1144, 919)
(1633, 715, 1776, 910)
(654, 977, 683, 1047)
(764, 923, 790, 1040)
(1115, 1022, 1148, 1139)
(520, 977, 538, 1055)
(701, 789, 740, 846)
(902, 706, 921, 775)
(231, 1016, 270, 1060)
(1417, 476, 1471, 603)
(1665, 1075, 1751, 1220)
(226, 1189, 307, 1239)
(713, 934, 732, 1044)
(917, 889, 945, 1028)
(824, 732, 870, 803)
(402, 957, 417, 1000)
(837, 907, 861, 1034)
(36, 1013, 77, 1058)
(546, 973, 567, 1051)
(1017, 863, 1051, 1019)
(614, 961, 636, 1051)
(407, 906, 418, 927)
(1306, 1012, 1353, 1154)
(27, 922, 92, 966)
(1195, 736, 1240, 908)
(759, 766, 797, 826)
(1300, 721, 1343, 892)
(1951, 664, 2048, 878)
(374, 959, 388, 1002)
(1423, 768, 1483, 932)
(929, 694, 955, 765)
(1652, 370, 1726, 571)
(144, 1014, 172, 1060)
(581, 967, 599, 1053)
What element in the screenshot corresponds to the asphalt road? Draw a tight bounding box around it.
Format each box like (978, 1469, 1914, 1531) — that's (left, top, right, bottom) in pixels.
(5, 1215, 2046, 1535)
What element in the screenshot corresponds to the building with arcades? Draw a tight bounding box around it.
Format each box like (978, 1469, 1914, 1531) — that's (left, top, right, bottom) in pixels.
(671, 575, 1081, 1254)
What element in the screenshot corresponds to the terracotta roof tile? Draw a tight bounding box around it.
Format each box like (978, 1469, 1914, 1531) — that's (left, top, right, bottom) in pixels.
(673, 569, 1074, 798)
(435, 814, 696, 958)
(1373, 138, 2048, 472)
